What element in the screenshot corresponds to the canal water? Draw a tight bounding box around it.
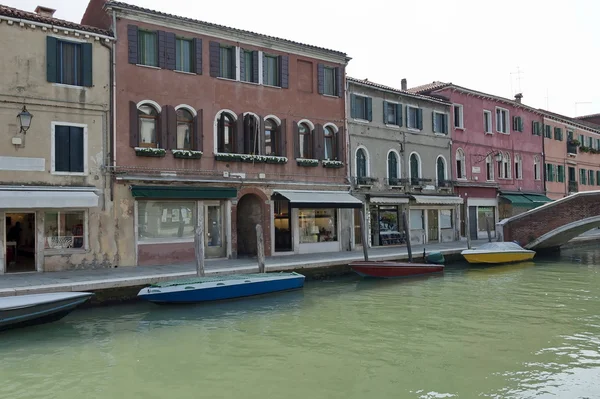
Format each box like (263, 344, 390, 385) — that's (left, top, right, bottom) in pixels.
(2, 244, 600, 399)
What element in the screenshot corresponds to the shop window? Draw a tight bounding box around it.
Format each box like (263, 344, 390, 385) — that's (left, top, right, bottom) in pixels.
(440, 209, 453, 229)
(137, 201, 196, 242)
(477, 207, 496, 236)
(298, 208, 337, 244)
(409, 209, 424, 230)
(353, 208, 362, 245)
(45, 211, 85, 249)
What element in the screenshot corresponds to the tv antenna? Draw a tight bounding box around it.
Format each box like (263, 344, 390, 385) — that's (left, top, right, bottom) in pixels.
(510, 66, 524, 95)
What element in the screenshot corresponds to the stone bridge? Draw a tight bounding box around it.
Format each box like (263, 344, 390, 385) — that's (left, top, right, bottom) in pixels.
(498, 190, 600, 251)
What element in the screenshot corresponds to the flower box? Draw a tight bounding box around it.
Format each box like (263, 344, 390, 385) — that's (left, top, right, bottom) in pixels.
(296, 158, 319, 167)
(135, 147, 166, 157)
(214, 153, 288, 164)
(322, 160, 344, 168)
(172, 149, 203, 159)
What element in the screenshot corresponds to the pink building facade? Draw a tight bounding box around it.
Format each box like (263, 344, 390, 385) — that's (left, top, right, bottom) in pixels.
(411, 83, 547, 239)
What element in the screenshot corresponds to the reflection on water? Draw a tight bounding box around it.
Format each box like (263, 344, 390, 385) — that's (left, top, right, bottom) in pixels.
(1, 245, 600, 399)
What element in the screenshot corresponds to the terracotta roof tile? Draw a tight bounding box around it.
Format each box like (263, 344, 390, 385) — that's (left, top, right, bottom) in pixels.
(106, 1, 348, 59)
(576, 113, 600, 120)
(0, 4, 112, 36)
(407, 81, 451, 94)
(347, 77, 451, 104)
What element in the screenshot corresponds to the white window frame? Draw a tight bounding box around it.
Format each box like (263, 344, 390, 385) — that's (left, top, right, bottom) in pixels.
(408, 151, 422, 180)
(495, 107, 510, 134)
(453, 104, 464, 129)
(352, 94, 370, 122)
(384, 100, 400, 127)
(386, 149, 401, 182)
(354, 145, 370, 178)
(534, 156, 541, 180)
(43, 209, 89, 253)
(406, 105, 420, 130)
(433, 111, 449, 135)
(212, 109, 238, 154)
(436, 155, 448, 185)
(456, 148, 467, 180)
(514, 154, 523, 180)
(485, 155, 495, 181)
(50, 121, 88, 176)
(483, 110, 492, 134)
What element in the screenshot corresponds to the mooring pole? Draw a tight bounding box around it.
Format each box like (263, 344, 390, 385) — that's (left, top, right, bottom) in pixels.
(256, 224, 265, 273)
(465, 208, 472, 249)
(195, 210, 205, 277)
(359, 209, 369, 261)
(485, 217, 493, 243)
(402, 210, 413, 263)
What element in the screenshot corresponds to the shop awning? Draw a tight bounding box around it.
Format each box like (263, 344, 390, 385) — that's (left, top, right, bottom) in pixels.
(411, 195, 464, 205)
(273, 190, 363, 209)
(370, 196, 410, 205)
(523, 194, 553, 204)
(131, 185, 237, 199)
(500, 194, 532, 205)
(0, 190, 99, 208)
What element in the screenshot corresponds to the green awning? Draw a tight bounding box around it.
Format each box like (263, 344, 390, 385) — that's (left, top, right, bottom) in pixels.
(500, 194, 534, 206)
(131, 185, 237, 199)
(523, 194, 553, 203)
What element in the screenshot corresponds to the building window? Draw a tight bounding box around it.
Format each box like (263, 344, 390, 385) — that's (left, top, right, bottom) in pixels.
(299, 208, 338, 243)
(557, 165, 565, 183)
(139, 30, 158, 67)
(264, 54, 279, 86)
(356, 148, 368, 178)
(589, 170, 595, 186)
(47, 37, 93, 87)
(513, 116, 524, 132)
(298, 123, 312, 158)
(53, 124, 85, 173)
(265, 118, 278, 156)
(453, 104, 464, 128)
(176, 108, 193, 150)
(385, 102, 398, 125)
(241, 49, 256, 83)
(410, 152, 421, 181)
(176, 38, 193, 73)
(323, 66, 337, 96)
(436, 156, 446, 184)
(138, 201, 196, 242)
(440, 209, 453, 229)
(545, 163, 555, 182)
(58, 40, 82, 85)
(534, 156, 541, 180)
(580, 169, 587, 185)
(323, 126, 335, 160)
(410, 209, 424, 230)
(433, 112, 448, 134)
(388, 151, 399, 182)
(44, 211, 86, 249)
(351, 95, 371, 121)
(138, 104, 159, 148)
(497, 152, 511, 179)
(496, 107, 509, 133)
(486, 155, 494, 181)
(456, 148, 466, 179)
(554, 127, 563, 141)
(597, 170, 600, 186)
(219, 46, 235, 79)
(217, 112, 235, 153)
(544, 125, 552, 139)
(483, 110, 492, 134)
(243, 114, 261, 154)
(514, 154, 522, 179)
(532, 121, 542, 136)
(407, 106, 422, 130)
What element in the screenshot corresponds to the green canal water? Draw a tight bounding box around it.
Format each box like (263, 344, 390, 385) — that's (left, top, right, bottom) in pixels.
(2, 245, 600, 399)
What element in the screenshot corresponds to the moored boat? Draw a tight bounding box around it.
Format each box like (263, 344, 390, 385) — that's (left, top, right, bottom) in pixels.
(0, 292, 93, 331)
(137, 272, 305, 304)
(350, 261, 444, 278)
(461, 241, 535, 264)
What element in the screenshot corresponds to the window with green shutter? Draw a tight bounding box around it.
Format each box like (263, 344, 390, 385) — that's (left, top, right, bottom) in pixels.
(46, 37, 92, 87)
(138, 30, 158, 67)
(407, 106, 422, 130)
(175, 38, 193, 73)
(264, 54, 279, 86)
(53, 124, 85, 173)
(597, 170, 600, 186)
(557, 165, 565, 183)
(579, 135, 585, 146)
(580, 168, 587, 185)
(351, 95, 371, 121)
(219, 46, 235, 79)
(544, 125, 552, 138)
(383, 101, 400, 125)
(589, 170, 595, 186)
(322, 66, 336, 96)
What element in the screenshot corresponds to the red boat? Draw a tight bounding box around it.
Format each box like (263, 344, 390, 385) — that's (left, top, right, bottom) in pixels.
(349, 261, 444, 278)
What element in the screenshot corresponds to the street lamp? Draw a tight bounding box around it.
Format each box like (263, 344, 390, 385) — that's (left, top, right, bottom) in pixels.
(17, 105, 33, 133)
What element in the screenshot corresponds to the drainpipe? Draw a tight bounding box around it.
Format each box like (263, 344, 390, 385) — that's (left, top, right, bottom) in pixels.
(100, 38, 114, 202)
(344, 73, 351, 186)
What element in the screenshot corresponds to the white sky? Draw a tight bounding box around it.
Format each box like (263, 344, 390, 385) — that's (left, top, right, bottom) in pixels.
(6, 0, 599, 117)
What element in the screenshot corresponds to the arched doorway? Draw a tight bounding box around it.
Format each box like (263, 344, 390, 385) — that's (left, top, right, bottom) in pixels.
(236, 194, 263, 256)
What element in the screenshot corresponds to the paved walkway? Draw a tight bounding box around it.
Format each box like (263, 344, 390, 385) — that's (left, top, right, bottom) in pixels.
(0, 240, 487, 296)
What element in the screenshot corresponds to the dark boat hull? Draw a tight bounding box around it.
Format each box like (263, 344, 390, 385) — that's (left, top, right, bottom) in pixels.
(350, 261, 444, 278)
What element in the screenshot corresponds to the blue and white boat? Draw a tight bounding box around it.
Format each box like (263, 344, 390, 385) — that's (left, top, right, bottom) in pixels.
(137, 272, 305, 304)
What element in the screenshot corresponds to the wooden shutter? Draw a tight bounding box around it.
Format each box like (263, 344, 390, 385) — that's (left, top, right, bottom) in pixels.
(262, 54, 268, 84)
(244, 115, 252, 154)
(193, 109, 203, 152)
(317, 63, 324, 94)
(217, 113, 224, 152)
(81, 43, 93, 87)
(236, 113, 245, 153)
(280, 55, 289, 88)
(165, 32, 176, 70)
(350, 94, 357, 119)
(279, 119, 287, 157)
(127, 24, 138, 64)
(336, 126, 344, 162)
(432, 112, 438, 132)
(396, 104, 403, 126)
(313, 124, 324, 160)
(166, 106, 177, 149)
(259, 116, 266, 155)
(252, 51, 259, 83)
(239, 49, 246, 80)
(157, 31, 166, 69)
(531, 121, 536, 135)
(158, 106, 168, 148)
(417, 108, 423, 130)
(383, 101, 388, 123)
(46, 36, 58, 83)
(293, 121, 299, 158)
(193, 38, 202, 74)
(366, 97, 373, 122)
(69, 127, 84, 173)
(129, 101, 139, 147)
(444, 114, 449, 134)
(54, 125, 70, 172)
(209, 41, 220, 77)
(336, 66, 343, 97)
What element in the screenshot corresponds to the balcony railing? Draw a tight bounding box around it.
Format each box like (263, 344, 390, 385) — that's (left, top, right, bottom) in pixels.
(385, 178, 409, 186)
(353, 176, 378, 186)
(568, 180, 578, 193)
(436, 179, 456, 188)
(567, 141, 579, 155)
(410, 178, 433, 186)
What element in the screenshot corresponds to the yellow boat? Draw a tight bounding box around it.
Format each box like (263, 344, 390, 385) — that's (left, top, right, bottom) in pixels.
(461, 242, 536, 264)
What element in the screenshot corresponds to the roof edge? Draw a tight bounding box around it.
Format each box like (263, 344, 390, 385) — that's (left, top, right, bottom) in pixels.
(347, 77, 451, 105)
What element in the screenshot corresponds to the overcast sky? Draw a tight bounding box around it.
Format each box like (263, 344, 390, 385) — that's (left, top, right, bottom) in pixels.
(7, 0, 599, 117)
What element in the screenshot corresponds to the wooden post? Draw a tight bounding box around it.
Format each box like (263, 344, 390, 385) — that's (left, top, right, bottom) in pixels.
(485, 217, 492, 243)
(256, 224, 265, 273)
(465, 207, 472, 249)
(359, 209, 369, 261)
(195, 210, 205, 277)
(402, 210, 413, 263)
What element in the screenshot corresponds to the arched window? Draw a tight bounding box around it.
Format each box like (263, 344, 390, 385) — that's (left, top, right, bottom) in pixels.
(497, 152, 511, 179)
(356, 148, 367, 178)
(486, 154, 494, 181)
(534, 155, 541, 180)
(176, 108, 193, 150)
(324, 126, 335, 160)
(299, 123, 311, 158)
(138, 104, 159, 147)
(456, 148, 466, 179)
(387, 151, 399, 183)
(242, 113, 260, 154)
(264, 119, 277, 156)
(514, 154, 523, 179)
(409, 152, 420, 182)
(436, 156, 446, 184)
(217, 112, 235, 153)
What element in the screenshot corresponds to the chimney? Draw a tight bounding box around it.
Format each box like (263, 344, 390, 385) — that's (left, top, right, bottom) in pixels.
(401, 78, 407, 91)
(34, 6, 56, 18)
(514, 93, 523, 103)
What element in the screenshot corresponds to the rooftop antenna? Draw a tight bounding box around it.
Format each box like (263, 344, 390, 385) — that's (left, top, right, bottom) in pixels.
(510, 66, 524, 95)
